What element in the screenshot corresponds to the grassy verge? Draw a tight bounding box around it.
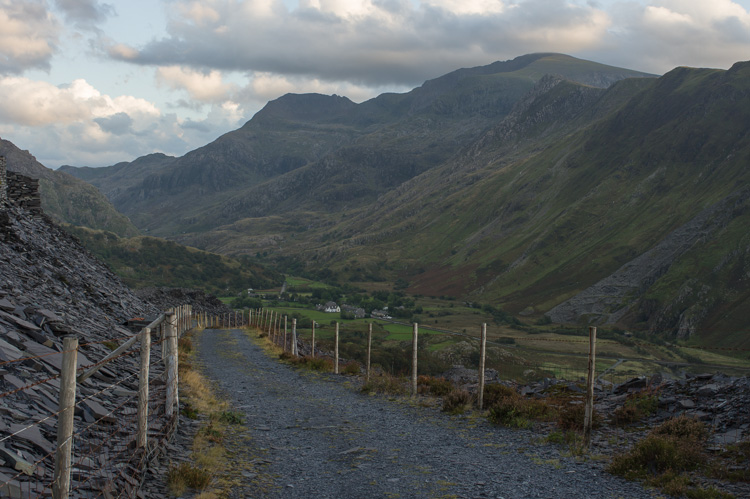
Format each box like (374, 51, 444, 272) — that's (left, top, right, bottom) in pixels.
(167, 330, 247, 498)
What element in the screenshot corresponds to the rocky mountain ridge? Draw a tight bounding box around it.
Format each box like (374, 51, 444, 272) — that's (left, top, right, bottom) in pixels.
(58, 55, 750, 340)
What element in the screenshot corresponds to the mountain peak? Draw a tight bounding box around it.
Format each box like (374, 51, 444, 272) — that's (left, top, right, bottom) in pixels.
(250, 93, 357, 125)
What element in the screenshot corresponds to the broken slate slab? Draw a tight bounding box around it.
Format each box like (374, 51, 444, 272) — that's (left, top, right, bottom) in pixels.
(0, 311, 40, 332)
(7, 424, 54, 454)
(0, 339, 23, 362)
(22, 340, 90, 371)
(0, 445, 36, 476)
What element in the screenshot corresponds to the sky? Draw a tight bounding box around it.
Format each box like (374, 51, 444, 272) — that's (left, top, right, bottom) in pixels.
(1, 0, 750, 168)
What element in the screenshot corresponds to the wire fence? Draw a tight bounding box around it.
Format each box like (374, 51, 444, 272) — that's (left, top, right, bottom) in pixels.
(0, 305, 192, 498)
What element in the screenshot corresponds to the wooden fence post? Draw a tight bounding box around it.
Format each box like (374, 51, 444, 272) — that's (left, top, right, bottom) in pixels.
(478, 323, 487, 410)
(53, 336, 78, 499)
(334, 322, 339, 374)
(411, 323, 419, 397)
(292, 318, 298, 356)
(165, 312, 178, 420)
(366, 322, 372, 382)
(583, 326, 597, 448)
(137, 328, 151, 448)
(311, 321, 316, 358)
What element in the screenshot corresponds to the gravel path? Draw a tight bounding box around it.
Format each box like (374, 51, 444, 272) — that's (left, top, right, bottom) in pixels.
(195, 328, 656, 498)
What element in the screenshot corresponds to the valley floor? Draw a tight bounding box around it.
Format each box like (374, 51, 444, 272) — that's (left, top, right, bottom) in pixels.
(188, 328, 657, 498)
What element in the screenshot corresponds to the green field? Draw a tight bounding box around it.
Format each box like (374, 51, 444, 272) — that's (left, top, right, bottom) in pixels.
(233, 293, 750, 383)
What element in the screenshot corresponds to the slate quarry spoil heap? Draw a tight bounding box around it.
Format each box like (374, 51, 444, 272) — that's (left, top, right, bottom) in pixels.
(0, 201, 164, 496)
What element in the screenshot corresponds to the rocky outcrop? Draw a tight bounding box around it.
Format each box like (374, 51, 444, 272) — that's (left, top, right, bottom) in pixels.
(547, 188, 750, 328)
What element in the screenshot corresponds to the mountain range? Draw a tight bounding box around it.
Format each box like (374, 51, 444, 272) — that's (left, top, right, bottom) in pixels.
(38, 53, 750, 344)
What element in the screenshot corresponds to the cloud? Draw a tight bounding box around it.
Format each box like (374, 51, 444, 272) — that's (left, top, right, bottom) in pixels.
(0, 0, 61, 74)
(156, 65, 236, 103)
(0, 74, 244, 167)
(94, 112, 133, 135)
(0, 77, 159, 126)
(579, 0, 750, 74)
(106, 0, 611, 87)
(53, 0, 114, 28)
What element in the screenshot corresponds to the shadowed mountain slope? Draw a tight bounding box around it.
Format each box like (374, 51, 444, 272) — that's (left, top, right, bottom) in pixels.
(0, 138, 139, 237)
(60, 55, 750, 340)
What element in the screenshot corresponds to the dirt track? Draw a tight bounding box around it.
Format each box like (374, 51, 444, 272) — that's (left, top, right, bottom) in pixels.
(194, 328, 655, 498)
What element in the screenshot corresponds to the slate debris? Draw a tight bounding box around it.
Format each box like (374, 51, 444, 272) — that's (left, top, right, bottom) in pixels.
(0, 204, 208, 495)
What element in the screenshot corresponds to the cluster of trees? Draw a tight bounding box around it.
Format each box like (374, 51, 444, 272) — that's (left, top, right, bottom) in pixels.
(67, 227, 283, 295)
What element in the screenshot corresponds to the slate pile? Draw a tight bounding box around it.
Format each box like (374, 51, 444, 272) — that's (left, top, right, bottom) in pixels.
(0, 204, 169, 496)
(136, 287, 230, 317)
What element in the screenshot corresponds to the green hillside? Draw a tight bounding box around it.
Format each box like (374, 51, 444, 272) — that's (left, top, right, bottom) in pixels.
(59, 54, 750, 343)
(64, 226, 284, 295)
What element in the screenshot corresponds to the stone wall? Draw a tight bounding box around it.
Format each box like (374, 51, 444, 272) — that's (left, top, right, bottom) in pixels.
(0, 158, 42, 214)
(0, 156, 6, 205)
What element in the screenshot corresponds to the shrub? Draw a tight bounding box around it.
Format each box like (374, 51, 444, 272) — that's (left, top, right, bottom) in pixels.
(181, 403, 199, 420)
(482, 383, 519, 408)
(343, 361, 361, 375)
(417, 376, 454, 397)
(442, 389, 473, 415)
(557, 403, 601, 432)
(297, 356, 333, 372)
(546, 430, 586, 456)
(612, 390, 659, 426)
(607, 416, 708, 482)
(218, 410, 244, 425)
(488, 397, 552, 429)
(361, 374, 407, 395)
(608, 432, 706, 479)
(198, 423, 223, 443)
(167, 463, 211, 494)
(279, 351, 295, 360)
(652, 415, 708, 442)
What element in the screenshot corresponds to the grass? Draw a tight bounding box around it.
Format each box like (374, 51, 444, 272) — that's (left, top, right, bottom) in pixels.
(169, 330, 248, 497)
(361, 373, 407, 396)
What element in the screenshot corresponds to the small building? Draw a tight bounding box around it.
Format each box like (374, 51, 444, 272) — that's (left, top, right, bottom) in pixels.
(322, 301, 340, 313)
(370, 309, 391, 319)
(341, 304, 366, 319)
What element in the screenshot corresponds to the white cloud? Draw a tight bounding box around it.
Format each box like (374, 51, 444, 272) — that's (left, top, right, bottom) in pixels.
(423, 0, 506, 16)
(0, 74, 244, 168)
(157, 65, 236, 102)
(0, 0, 61, 74)
(0, 76, 159, 126)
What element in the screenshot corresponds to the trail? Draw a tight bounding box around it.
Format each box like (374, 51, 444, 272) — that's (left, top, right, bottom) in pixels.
(194, 328, 655, 498)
